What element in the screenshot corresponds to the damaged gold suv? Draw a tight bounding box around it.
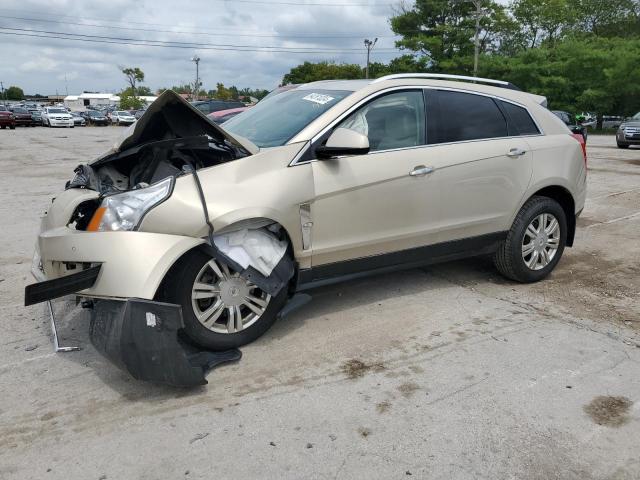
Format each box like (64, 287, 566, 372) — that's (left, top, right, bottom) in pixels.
(26, 75, 587, 383)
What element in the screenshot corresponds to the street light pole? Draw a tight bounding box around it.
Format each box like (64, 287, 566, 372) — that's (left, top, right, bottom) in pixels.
(364, 38, 378, 79)
(191, 55, 201, 100)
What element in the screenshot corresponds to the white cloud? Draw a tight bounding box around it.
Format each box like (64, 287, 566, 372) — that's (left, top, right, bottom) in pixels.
(0, 0, 404, 94)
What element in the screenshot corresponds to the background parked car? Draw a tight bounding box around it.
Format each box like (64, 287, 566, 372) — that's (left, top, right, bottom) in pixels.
(191, 99, 245, 115)
(0, 105, 16, 129)
(602, 115, 624, 129)
(552, 110, 587, 142)
(616, 112, 640, 149)
(9, 106, 35, 127)
(207, 106, 249, 124)
(41, 107, 74, 128)
(71, 112, 86, 126)
(28, 109, 43, 126)
(110, 110, 136, 126)
(86, 110, 109, 126)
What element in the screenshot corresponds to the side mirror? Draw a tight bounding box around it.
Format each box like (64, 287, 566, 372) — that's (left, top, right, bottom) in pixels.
(316, 128, 370, 159)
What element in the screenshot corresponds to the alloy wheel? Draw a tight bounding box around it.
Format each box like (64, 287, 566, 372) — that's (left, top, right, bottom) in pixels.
(521, 213, 560, 270)
(191, 259, 271, 334)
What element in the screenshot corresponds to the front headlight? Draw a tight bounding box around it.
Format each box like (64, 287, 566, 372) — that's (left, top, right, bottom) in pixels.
(87, 176, 173, 232)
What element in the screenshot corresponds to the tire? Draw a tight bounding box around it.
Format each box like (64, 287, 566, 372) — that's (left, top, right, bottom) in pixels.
(9, 125, 15, 130)
(617, 143, 629, 149)
(1, 125, 5, 129)
(494, 196, 567, 283)
(159, 249, 288, 350)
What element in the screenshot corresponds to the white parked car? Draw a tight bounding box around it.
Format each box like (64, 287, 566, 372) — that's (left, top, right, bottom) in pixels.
(110, 110, 136, 126)
(41, 107, 74, 128)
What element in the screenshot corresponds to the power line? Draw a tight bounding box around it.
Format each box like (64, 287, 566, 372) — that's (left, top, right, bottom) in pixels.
(0, 29, 400, 55)
(0, 26, 398, 52)
(0, 14, 398, 39)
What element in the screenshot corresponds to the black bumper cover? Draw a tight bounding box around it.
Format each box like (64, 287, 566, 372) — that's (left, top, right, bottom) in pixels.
(25, 265, 101, 306)
(89, 298, 240, 387)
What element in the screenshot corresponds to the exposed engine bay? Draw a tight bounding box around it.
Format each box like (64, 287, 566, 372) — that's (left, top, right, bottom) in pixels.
(65, 91, 252, 195)
(64, 90, 255, 230)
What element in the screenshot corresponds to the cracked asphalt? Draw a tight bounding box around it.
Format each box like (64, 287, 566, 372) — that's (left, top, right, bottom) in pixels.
(0, 129, 639, 479)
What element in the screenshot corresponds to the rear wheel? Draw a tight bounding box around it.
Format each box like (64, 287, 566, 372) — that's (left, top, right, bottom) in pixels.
(617, 143, 629, 149)
(494, 196, 567, 283)
(159, 250, 287, 350)
(9, 124, 15, 130)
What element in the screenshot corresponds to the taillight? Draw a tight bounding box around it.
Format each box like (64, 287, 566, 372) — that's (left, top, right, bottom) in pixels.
(570, 133, 587, 165)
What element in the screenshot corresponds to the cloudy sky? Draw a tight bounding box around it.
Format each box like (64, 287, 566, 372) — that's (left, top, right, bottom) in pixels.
(0, 0, 406, 95)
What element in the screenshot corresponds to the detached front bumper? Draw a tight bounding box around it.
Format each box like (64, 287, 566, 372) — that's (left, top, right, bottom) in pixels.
(89, 298, 241, 387)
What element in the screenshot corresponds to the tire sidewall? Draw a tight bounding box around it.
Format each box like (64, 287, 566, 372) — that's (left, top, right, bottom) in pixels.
(164, 250, 288, 351)
(508, 199, 567, 282)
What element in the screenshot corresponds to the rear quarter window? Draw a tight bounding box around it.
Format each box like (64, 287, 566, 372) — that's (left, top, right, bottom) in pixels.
(500, 101, 540, 135)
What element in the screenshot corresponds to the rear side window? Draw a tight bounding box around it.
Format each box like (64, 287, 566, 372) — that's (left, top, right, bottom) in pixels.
(427, 90, 507, 144)
(500, 101, 540, 135)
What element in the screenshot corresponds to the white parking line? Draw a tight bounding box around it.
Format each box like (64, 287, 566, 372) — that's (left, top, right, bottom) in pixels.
(585, 211, 640, 228)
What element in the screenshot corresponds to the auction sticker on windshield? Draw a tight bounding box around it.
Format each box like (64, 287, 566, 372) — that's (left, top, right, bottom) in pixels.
(302, 93, 335, 105)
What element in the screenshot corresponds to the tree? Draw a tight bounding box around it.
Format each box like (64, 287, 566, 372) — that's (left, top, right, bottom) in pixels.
(119, 91, 144, 110)
(511, 0, 575, 48)
(390, 0, 514, 73)
(136, 86, 153, 96)
(478, 36, 640, 123)
(282, 61, 362, 85)
(5, 86, 24, 100)
(121, 67, 145, 96)
(571, 0, 640, 37)
(213, 83, 233, 100)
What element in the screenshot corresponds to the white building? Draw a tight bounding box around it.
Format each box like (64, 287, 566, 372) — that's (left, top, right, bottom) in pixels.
(64, 93, 157, 110)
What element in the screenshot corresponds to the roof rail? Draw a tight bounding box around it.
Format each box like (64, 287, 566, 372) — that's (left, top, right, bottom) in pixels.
(371, 73, 521, 91)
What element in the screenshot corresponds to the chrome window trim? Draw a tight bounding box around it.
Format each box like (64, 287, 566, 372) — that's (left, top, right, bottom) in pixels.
(288, 85, 544, 167)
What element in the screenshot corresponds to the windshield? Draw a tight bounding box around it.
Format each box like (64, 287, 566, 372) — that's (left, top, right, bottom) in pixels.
(223, 89, 351, 148)
(633, 112, 640, 120)
(88, 111, 102, 117)
(115, 111, 129, 115)
(48, 108, 66, 113)
(13, 107, 28, 113)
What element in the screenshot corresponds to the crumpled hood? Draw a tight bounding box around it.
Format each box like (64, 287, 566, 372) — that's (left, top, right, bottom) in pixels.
(91, 90, 258, 165)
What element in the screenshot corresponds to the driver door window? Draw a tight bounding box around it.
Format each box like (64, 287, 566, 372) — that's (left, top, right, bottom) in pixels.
(338, 90, 426, 152)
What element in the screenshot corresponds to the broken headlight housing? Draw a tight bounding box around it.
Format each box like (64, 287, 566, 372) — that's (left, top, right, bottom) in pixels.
(88, 176, 173, 231)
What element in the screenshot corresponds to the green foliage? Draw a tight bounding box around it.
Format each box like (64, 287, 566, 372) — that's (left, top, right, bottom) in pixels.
(213, 83, 233, 100)
(5, 86, 24, 100)
(119, 91, 144, 110)
(479, 37, 640, 116)
(136, 86, 153, 96)
(282, 61, 363, 84)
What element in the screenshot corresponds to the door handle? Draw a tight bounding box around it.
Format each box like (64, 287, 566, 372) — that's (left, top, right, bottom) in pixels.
(410, 165, 434, 176)
(507, 147, 527, 157)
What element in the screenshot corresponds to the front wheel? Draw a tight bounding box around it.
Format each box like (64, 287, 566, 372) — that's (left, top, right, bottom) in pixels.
(159, 250, 287, 350)
(617, 143, 629, 149)
(494, 196, 567, 283)
(9, 124, 15, 130)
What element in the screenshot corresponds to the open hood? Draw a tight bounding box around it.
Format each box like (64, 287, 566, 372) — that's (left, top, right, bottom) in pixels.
(91, 90, 258, 166)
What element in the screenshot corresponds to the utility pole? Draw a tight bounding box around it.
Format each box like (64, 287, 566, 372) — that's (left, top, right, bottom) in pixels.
(191, 55, 200, 101)
(364, 38, 377, 79)
(0, 81, 5, 106)
(472, 0, 482, 77)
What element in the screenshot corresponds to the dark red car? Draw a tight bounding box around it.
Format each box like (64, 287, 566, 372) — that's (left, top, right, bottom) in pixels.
(0, 105, 16, 129)
(10, 106, 34, 127)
